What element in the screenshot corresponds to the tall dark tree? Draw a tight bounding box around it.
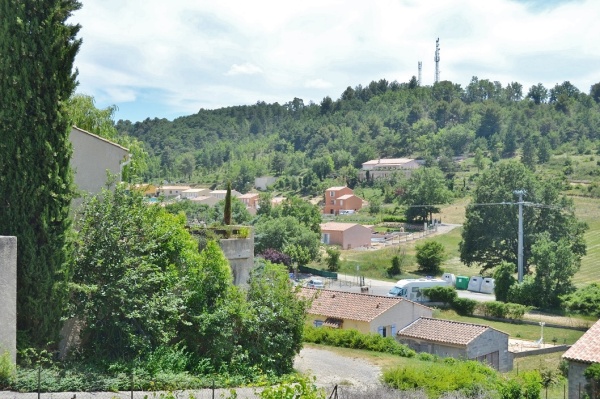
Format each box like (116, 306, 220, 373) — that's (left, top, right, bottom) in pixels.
(460, 161, 587, 274)
(0, 0, 82, 346)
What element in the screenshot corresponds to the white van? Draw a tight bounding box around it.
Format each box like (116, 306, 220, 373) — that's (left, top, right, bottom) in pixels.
(387, 278, 450, 301)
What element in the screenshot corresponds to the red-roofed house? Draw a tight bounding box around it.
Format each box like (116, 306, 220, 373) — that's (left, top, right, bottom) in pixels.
(239, 192, 260, 215)
(300, 288, 432, 337)
(323, 186, 363, 215)
(397, 317, 512, 371)
(320, 222, 371, 250)
(563, 319, 600, 398)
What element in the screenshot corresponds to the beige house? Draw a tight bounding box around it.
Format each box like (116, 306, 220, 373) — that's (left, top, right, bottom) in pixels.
(397, 317, 512, 372)
(157, 185, 191, 198)
(563, 318, 600, 399)
(189, 195, 219, 207)
(70, 126, 130, 206)
(360, 158, 420, 181)
(320, 222, 371, 250)
(300, 288, 433, 337)
(181, 188, 211, 199)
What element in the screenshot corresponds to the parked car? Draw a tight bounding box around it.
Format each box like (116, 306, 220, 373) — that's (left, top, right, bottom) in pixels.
(306, 279, 325, 289)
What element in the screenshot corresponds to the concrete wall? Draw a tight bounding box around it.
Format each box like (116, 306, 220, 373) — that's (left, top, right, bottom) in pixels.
(0, 236, 17, 364)
(468, 329, 513, 372)
(70, 127, 129, 207)
(218, 230, 254, 287)
(568, 361, 591, 399)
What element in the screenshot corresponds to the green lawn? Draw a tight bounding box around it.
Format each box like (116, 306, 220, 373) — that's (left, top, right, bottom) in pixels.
(571, 196, 600, 287)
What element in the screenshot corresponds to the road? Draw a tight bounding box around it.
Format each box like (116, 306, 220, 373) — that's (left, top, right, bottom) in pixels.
(323, 273, 496, 302)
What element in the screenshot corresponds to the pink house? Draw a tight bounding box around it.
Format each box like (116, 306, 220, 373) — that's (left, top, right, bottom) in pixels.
(239, 192, 260, 215)
(323, 186, 363, 215)
(320, 222, 371, 250)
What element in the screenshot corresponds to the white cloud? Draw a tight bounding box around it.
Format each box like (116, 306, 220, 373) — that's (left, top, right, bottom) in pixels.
(71, 0, 600, 121)
(225, 63, 263, 76)
(304, 79, 333, 89)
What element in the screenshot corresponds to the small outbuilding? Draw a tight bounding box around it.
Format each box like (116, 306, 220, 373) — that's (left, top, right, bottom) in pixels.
(320, 222, 371, 250)
(562, 318, 600, 399)
(300, 288, 433, 336)
(397, 317, 513, 372)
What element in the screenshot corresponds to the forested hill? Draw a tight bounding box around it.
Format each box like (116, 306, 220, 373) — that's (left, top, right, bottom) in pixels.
(115, 77, 600, 192)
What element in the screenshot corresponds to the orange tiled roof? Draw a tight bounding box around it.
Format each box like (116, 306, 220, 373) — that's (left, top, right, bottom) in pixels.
(563, 318, 600, 364)
(299, 288, 404, 322)
(397, 317, 507, 346)
(327, 186, 349, 191)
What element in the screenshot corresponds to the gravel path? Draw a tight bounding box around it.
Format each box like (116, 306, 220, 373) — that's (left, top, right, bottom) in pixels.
(294, 346, 382, 389)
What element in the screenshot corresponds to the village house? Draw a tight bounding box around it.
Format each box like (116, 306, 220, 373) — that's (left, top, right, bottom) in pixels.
(396, 317, 513, 372)
(70, 126, 130, 207)
(562, 318, 600, 399)
(239, 192, 260, 215)
(156, 185, 191, 199)
(181, 188, 211, 199)
(323, 186, 363, 215)
(360, 158, 420, 181)
(300, 288, 433, 336)
(320, 222, 371, 250)
(189, 195, 219, 207)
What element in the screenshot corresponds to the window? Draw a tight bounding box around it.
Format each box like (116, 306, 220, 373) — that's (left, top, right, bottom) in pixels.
(330, 191, 335, 197)
(314, 320, 324, 327)
(322, 233, 330, 244)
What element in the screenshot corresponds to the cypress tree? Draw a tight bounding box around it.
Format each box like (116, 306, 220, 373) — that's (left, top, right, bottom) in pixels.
(223, 182, 232, 225)
(0, 0, 82, 347)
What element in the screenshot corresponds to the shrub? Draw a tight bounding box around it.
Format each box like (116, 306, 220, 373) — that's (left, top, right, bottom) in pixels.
(452, 298, 477, 316)
(481, 301, 508, 318)
(0, 351, 15, 389)
(561, 283, 600, 317)
(422, 286, 457, 305)
(303, 326, 416, 358)
(415, 241, 445, 274)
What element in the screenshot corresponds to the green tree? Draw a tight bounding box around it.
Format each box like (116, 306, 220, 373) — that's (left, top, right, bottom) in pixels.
(401, 167, 452, 223)
(492, 262, 517, 303)
(223, 181, 232, 225)
(561, 283, 600, 317)
(521, 135, 537, 169)
(474, 148, 487, 172)
(271, 196, 322, 233)
(179, 153, 195, 180)
(254, 216, 320, 262)
(530, 233, 579, 308)
(0, 0, 81, 347)
(527, 83, 548, 104)
(71, 185, 195, 361)
(325, 246, 341, 272)
(415, 240, 445, 275)
(460, 161, 587, 274)
(243, 262, 310, 374)
(537, 137, 552, 164)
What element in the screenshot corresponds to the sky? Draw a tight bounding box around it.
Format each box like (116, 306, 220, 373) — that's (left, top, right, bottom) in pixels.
(70, 0, 600, 123)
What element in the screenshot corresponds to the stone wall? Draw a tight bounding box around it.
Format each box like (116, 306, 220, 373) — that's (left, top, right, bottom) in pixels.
(568, 361, 591, 399)
(0, 236, 17, 363)
(218, 231, 254, 287)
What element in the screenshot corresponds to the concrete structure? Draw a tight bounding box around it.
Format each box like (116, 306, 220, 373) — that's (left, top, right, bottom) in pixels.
(217, 228, 254, 287)
(360, 158, 420, 181)
(255, 176, 277, 190)
(0, 236, 17, 364)
(157, 185, 191, 198)
(299, 288, 433, 336)
(323, 186, 363, 215)
(181, 188, 211, 199)
(239, 192, 260, 215)
(563, 318, 600, 399)
(210, 189, 241, 200)
(397, 317, 512, 372)
(70, 126, 130, 206)
(320, 222, 371, 250)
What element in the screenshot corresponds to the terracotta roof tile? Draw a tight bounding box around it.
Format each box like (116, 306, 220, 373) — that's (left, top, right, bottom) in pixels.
(563, 318, 600, 364)
(397, 317, 506, 346)
(320, 222, 361, 231)
(299, 288, 405, 322)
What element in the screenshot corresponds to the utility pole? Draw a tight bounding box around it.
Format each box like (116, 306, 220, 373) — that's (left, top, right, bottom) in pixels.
(418, 61, 422, 86)
(514, 190, 526, 282)
(434, 38, 440, 83)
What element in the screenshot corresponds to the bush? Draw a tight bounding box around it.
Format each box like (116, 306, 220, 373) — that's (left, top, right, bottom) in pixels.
(0, 351, 15, 389)
(415, 241, 445, 274)
(452, 298, 477, 316)
(561, 283, 600, 317)
(303, 326, 416, 358)
(422, 286, 457, 305)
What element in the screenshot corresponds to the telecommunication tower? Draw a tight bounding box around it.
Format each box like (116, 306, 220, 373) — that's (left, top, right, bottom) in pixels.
(434, 38, 440, 83)
(418, 61, 422, 86)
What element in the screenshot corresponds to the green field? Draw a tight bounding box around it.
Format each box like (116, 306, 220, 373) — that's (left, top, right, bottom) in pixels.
(335, 194, 600, 287)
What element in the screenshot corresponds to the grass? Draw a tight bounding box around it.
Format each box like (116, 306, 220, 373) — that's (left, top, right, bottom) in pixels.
(435, 309, 585, 345)
(571, 195, 600, 287)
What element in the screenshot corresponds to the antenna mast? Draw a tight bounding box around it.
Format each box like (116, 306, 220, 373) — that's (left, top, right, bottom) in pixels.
(418, 61, 422, 86)
(434, 38, 440, 83)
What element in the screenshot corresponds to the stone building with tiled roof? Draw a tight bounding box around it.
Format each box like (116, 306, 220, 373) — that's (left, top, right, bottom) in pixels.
(397, 317, 512, 372)
(563, 318, 600, 398)
(299, 288, 432, 337)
